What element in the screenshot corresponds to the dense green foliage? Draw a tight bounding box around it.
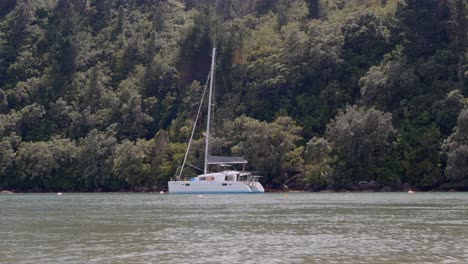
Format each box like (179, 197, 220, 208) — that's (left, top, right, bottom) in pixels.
(0, 0, 467, 191)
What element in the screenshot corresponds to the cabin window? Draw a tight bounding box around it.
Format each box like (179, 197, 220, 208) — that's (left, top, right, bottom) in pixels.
(199, 177, 206, 181)
(185, 183, 190, 186)
(207, 176, 214, 181)
(225, 176, 229, 181)
(222, 183, 227, 186)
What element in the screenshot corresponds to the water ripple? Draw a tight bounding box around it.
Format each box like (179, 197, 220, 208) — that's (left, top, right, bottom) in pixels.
(1, 193, 467, 263)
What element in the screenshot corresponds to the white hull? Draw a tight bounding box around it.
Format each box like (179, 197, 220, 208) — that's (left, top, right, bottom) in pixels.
(168, 180, 265, 194)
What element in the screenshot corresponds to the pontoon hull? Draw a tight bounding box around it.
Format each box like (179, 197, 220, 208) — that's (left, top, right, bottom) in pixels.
(168, 180, 265, 193)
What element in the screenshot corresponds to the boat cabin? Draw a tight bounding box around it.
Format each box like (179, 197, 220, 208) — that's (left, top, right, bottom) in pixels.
(193, 170, 261, 183)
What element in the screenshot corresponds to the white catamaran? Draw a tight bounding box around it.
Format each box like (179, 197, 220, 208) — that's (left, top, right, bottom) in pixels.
(168, 48, 265, 194)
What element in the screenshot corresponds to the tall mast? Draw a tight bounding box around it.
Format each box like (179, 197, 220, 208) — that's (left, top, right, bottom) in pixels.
(204, 48, 216, 174)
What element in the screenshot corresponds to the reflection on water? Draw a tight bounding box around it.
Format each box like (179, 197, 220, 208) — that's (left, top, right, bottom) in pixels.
(1, 193, 467, 263)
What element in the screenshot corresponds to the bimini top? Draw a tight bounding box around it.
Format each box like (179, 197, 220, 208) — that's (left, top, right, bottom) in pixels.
(207, 155, 247, 165)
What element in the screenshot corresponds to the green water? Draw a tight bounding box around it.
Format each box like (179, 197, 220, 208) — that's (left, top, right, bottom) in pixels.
(1, 193, 467, 263)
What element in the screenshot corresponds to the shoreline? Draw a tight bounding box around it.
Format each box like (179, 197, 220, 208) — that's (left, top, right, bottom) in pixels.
(1, 188, 463, 194)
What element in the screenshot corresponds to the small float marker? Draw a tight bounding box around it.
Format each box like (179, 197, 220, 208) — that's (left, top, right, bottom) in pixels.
(57, 192, 63, 196)
(197, 194, 204, 198)
(408, 190, 415, 194)
(160, 191, 165, 194)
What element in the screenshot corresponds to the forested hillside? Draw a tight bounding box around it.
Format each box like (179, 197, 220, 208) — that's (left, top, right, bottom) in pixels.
(0, 0, 467, 192)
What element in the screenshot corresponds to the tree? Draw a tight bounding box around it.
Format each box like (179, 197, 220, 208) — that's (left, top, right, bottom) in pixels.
(11, 0, 35, 48)
(234, 13, 291, 121)
(0, 0, 16, 17)
(15, 137, 78, 191)
(395, 0, 450, 59)
(113, 139, 152, 189)
(359, 51, 418, 111)
(342, 11, 390, 74)
(146, 30, 157, 63)
(81, 64, 112, 111)
(276, 0, 309, 25)
(16, 103, 46, 140)
(145, 130, 186, 187)
(0, 89, 8, 113)
(53, 0, 82, 78)
(307, 0, 321, 18)
(119, 93, 153, 139)
(222, 115, 303, 187)
(0, 133, 21, 189)
(442, 109, 468, 188)
(398, 122, 443, 189)
(447, 0, 468, 94)
(303, 137, 333, 188)
(144, 56, 179, 98)
(92, 0, 112, 31)
(114, 5, 125, 37)
(77, 128, 119, 191)
(326, 105, 396, 187)
(432, 90, 465, 136)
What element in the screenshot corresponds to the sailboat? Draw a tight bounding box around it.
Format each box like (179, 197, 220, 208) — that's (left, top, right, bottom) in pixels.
(168, 48, 265, 194)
